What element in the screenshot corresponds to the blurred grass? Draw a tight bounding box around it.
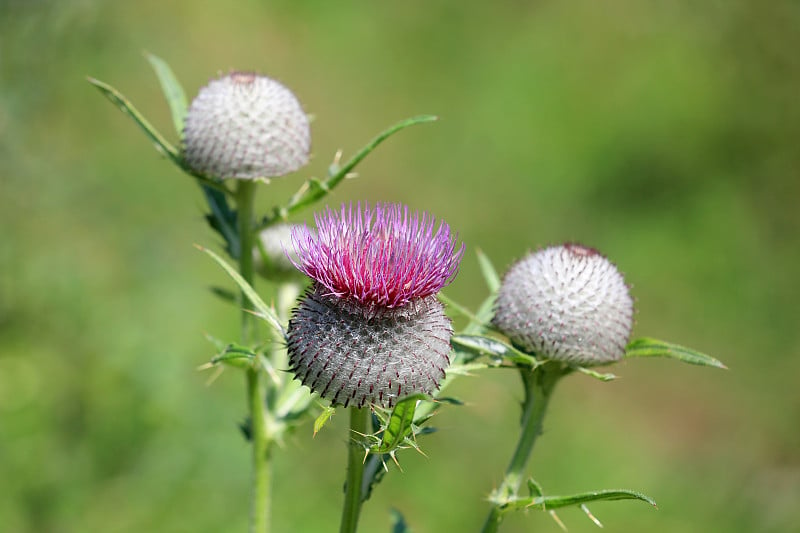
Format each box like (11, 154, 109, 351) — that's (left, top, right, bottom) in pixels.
(2, 0, 799, 531)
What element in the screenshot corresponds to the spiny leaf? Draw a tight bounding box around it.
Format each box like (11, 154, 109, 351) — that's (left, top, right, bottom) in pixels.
(371, 394, 426, 455)
(259, 115, 438, 228)
(87, 76, 181, 165)
(145, 52, 188, 135)
(313, 405, 336, 437)
(625, 337, 726, 369)
(451, 334, 539, 367)
(210, 343, 257, 369)
(507, 489, 657, 513)
(476, 248, 501, 293)
(196, 245, 284, 336)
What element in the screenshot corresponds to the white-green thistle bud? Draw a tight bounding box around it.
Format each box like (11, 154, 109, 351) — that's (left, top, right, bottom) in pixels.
(492, 243, 634, 366)
(253, 223, 305, 281)
(182, 72, 311, 179)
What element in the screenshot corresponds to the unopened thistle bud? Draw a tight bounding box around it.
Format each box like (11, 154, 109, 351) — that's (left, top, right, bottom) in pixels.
(492, 243, 633, 366)
(253, 223, 306, 281)
(287, 203, 464, 408)
(182, 72, 311, 179)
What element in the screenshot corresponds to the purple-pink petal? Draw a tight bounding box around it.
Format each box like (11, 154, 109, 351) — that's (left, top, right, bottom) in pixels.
(290, 202, 464, 308)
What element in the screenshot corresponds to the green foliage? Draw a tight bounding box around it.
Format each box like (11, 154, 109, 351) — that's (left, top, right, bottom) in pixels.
(87, 76, 181, 164)
(197, 245, 284, 337)
(145, 52, 188, 135)
(625, 337, 728, 369)
(451, 333, 540, 367)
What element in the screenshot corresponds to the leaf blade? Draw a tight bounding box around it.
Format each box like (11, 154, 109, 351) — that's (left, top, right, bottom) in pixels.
(371, 394, 426, 455)
(625, 337, 726, 369)
(196, 245, 284, 337)
(507, 489, 657, 513)
(145, 52, 188, 136)
(451, 333, 539, 367)
(87, 76, 181, 165)
(476, 248, 501, 293)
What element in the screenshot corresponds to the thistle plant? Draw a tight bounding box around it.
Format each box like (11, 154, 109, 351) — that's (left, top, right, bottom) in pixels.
(286, 202, 463, 532)
(90, 52, 725, 533)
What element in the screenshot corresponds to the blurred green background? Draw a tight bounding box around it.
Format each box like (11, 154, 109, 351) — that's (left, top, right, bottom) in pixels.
(2, 1, 799, 531)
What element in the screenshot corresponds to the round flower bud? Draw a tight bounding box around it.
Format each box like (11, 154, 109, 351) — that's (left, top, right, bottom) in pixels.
(286, 202, 465, 408)
(492, 243, 633, 366)
(253, 223, 306, 281)
(182, 72, 310, 179)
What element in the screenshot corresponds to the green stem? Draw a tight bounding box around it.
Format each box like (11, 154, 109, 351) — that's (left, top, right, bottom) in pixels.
(481, 365, 564, 533)
(339, 407, 370, 533)
(237, 180, 271, 533)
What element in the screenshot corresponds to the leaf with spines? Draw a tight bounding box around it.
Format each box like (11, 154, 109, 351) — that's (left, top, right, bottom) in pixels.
(258, 115, 438, 228)
(88, 76, 181, 164)
(313, 405, 336, 437)
(625, 337, 726, 369)
(371, 394, 427, 455)
(210, 343, 257, 369)
(504, 488, 657, 513)
(451, 334, 540, 367)
(196, 245, 284, 337)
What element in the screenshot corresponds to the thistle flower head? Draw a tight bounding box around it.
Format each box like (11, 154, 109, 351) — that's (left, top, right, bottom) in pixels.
(290, 202, 464, 309)
(182, 71, 310, 179)
(492, 243, 634, 366)
(286, 202, 464, 408)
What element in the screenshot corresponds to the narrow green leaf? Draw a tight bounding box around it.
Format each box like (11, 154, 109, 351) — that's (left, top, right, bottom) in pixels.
(145, 52, 188, 135)
(196, 245, 284, 336)
(390, 508, 412, 533)
(211, 344, 256, 368)
(476, 248, 501, 293)
(467, 292, 496, 334)
(437, 292, 482, 325)
(258, 115, 438, 228)
(575, 366, 618, 381)
(625, 337, 726, 369)
(371, 394, 426, 455)
(87, 76, 181, 165)
(451, 334, 539, 367)
(313, 405, 336, 437)
(507, 489, 657, 513)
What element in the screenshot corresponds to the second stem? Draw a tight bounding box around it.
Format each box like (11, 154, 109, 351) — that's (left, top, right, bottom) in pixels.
(481, 364, 564, 533)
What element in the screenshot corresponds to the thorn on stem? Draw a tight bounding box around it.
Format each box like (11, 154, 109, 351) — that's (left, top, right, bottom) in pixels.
(581, 504, 603, 528)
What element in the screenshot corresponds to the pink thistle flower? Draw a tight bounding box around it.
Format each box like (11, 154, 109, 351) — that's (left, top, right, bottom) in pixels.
(286, 202, 464, 408)
(291, 203, 463, 308)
